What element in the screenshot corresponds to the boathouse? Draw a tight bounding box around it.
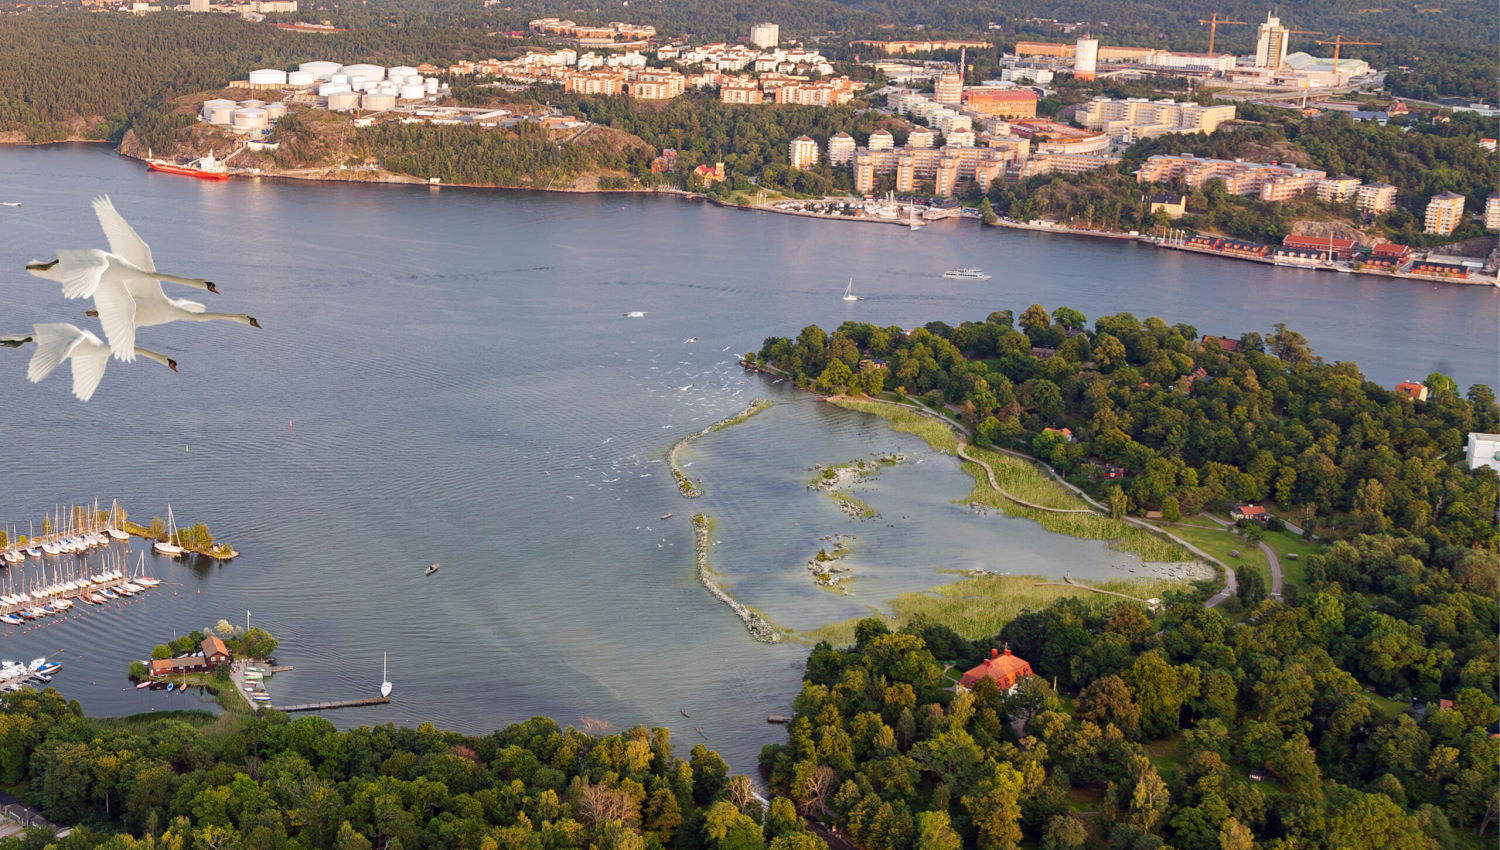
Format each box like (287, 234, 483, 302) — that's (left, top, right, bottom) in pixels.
(149, 656, 211, 677)
(959, 648, 1034, 692)
(201, 636, 232, 667)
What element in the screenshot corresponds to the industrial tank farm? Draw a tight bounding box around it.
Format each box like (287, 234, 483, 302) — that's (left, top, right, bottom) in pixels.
(198, 60, 452, 137)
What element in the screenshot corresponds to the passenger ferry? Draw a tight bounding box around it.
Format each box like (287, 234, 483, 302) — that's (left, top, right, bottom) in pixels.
(942, 268, 992, 280)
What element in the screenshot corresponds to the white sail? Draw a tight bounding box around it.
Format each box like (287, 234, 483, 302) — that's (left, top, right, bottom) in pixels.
(380, 652, 393, 697)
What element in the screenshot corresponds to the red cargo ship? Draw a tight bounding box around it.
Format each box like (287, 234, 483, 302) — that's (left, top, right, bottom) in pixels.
(146, 152, 230, 180)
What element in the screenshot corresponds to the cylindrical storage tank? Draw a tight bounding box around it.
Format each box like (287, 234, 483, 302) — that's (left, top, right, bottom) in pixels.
(425, 77, 439, 94)
(349, 75, 368, 88)
(1074, 37, 1098, 81)
(287, 70, 315, 86)
(231, 107, 269, 131)
(325, 91, 359, 111)
(317, 83, 351, 97)
(247, 68, 288, 86)
(263, 101, 288, 119)
(341, 64, 385, 81)
(387, 65, 417, 79)
(331, 73, 349, 85)
(205, 103, 238, 125)
(299, 60, 342, 79)
(400, 83, 425, 100)
(237, 99, 266, 108)
(361, 93, 396, 111)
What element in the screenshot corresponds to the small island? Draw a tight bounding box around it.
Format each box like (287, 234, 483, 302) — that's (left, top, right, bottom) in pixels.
(122, 510, 240, 560)
(807, 453, 906, 519)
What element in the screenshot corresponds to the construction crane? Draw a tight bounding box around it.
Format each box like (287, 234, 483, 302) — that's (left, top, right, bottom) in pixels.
(1197, 14, 1247, 55)
(1316, 35, 1381, 68)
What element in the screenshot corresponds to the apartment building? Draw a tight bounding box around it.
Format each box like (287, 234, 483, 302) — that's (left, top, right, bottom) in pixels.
(1076, 97, 1236, 141)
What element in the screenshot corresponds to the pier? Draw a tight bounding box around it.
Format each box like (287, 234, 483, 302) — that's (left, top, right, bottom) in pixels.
(278, 697, 391, 712)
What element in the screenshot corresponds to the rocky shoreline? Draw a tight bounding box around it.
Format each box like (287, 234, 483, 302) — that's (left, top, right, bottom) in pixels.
(807, 454, 906, 519)
(805, 534, 855, 593)
(667, 398, 773, 498)
(692, 514, 780, 642)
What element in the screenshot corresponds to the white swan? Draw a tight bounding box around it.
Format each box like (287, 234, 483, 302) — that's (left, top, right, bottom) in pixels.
(27, 196, 255, 361)
(1, 323, 177, 402)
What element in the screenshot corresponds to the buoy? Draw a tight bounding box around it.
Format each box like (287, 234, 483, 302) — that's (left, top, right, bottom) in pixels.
(184, 445, 189, 452)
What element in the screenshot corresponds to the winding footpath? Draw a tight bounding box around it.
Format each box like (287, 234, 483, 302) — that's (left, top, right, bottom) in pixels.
(1206, 515, 1283, 599)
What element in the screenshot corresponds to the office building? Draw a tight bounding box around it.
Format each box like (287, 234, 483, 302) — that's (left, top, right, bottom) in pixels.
(749, 23, 779, 50)
(1254, 13, 1289, 69)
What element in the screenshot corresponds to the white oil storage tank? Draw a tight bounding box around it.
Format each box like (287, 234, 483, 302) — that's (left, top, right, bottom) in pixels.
(361, 93, 396, 111)
(231, 107, 269, 131)
(202, 99, 238, 124)
(287, 70, 315, 87)
(331, 73, 349, 86)
(263, 101, 288, 119)
(298, 61, 342, 79)
(399, 83, 426, 100)
(387, 65, 418, 79)
(424, 77, 439, 94)
(248, 68, 288, 86)
(237, 99, 266, 108)
(325, 91, 359, 111)
(341, 63, 385, 81)
(318, 83, 351, 97)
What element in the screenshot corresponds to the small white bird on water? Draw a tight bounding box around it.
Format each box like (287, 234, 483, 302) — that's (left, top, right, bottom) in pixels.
(27, 196, 257, 361)
(2, 323, 177, 401)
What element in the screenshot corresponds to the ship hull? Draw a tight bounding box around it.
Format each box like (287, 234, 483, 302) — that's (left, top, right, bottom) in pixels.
(147, 161, 229, 180)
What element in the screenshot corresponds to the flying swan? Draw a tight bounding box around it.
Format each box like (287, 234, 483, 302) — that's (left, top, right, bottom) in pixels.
(2, 323, 177, 402)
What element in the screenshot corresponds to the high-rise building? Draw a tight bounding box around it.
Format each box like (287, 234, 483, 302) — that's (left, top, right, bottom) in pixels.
(827, 132, 856, 165)
(1485, 195, 1500, 231)
(789, 135, 819, 169)
(868, 129, 895, 151)
(1073, 37, 1098, 81)
(1355, 181, 1397, 215)
(1254, 13, 1289, 69)
(1316, 174, 1361, 204)
(1424, 191, 1466, 234)
(749, 23, 779, 50)
(188, 0, 210, 11)
(933, 72, 963, 105)
(907, 127, 937, 148)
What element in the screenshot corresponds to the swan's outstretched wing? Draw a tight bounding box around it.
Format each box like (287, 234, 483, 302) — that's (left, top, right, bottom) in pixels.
(171, 298, 206, 314)
(92, 274, 139, 362)
(92, 196, 155, 272)
(27, 323, 89, 384)
(50, 250, 109, 299)
(67, 342, 111, 401)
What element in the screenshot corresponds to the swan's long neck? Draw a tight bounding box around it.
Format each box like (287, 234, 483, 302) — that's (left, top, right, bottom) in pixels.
(155, 272, 213, 291)
(133, 348, 175, 369)
(184, 312, 253, 325)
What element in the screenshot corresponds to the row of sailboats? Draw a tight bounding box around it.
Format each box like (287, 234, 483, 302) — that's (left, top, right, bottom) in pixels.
(1, 499, 134, 563)
(0, 550, 160, 626)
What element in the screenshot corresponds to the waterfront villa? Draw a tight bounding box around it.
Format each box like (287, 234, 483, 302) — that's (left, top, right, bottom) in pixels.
(202, 636, 232, 666)
(1394, 381, 1430, 401)
(960, 648, 1034, 692)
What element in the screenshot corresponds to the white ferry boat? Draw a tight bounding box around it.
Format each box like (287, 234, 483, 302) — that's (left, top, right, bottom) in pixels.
(942, 268, 992, 280)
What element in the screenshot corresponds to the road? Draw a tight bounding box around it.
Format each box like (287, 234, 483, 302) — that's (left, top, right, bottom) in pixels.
(1207, 516, 1282, 599)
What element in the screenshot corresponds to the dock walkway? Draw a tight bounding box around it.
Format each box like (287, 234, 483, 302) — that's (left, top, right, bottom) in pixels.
(280, 697, 391, 712)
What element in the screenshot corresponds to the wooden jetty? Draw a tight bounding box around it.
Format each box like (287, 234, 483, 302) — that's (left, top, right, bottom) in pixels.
(277, 696, 391, 712)
(268, 665, 294, 673)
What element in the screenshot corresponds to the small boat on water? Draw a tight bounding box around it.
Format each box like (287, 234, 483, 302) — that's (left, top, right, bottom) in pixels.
(425, 563, 439, 575)
(0, 616, 21, 626)
(623, 311, 647, 318)
(154, 505, 184, 557)
(165, 682, 175, 692)
(135, 681, 152, 689)
(842, 277, 859, 302)
(660, 513, 673, 520)
(942, 267, 992, 280)
(0, 202, 20, 207)
(380, 651, 392, 698)
(251, 694, 272, 702)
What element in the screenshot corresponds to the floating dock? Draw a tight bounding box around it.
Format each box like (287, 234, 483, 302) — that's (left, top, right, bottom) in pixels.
(277, 696, 391, 712)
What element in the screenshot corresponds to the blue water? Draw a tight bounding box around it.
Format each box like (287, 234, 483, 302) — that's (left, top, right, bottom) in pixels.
(0, 144, 1493, 773)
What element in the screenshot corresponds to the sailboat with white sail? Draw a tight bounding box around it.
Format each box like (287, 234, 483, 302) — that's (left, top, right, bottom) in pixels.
(842, 277, 859, 302)
(107, 500, 130, 540)
(154, 505, 184, 557)
(380, 652, 393, 698)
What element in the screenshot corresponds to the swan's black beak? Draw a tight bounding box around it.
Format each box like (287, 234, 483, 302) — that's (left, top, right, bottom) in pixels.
(249, 317, 262, 328)
(205, 282, 220, 294)
(167, 359, 179, 373)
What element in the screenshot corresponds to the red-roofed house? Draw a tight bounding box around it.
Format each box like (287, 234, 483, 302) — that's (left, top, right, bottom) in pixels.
(1282, 234, 1356, 260)
(1230, 504, 1269, 523)
(959, 648, 1034, 692)
(149, 656, 211, 678)
(1394, 381, 1429, 401)
(1042, 427, 1073, 442)
(1201, 334, 1241, 353)
(1370, 242, 1412, 260)
(201, 636, 232, 667)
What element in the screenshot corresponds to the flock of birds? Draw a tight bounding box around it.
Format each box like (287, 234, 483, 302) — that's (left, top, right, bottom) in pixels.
(6, 196, 260, 401)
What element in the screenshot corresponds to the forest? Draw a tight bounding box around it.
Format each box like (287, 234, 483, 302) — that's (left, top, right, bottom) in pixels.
(756, 310, 1498, 548)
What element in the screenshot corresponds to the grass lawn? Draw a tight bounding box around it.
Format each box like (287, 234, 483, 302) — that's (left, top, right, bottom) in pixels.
(1260, 529, 1321, 589)
(798, 573, 1185, 646)
(1153, 520, 1269, 575)
(1369, 692, 1410, 721)
(1144, 735, 1186, 783)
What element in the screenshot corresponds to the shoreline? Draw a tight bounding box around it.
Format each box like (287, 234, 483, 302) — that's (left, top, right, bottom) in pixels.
(692, 514, 781, 643)
(63, 143, 1493, 289)
(666, 398, 773, 498)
